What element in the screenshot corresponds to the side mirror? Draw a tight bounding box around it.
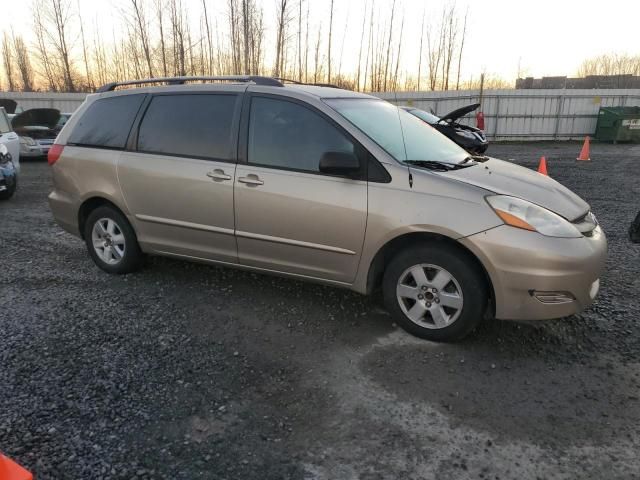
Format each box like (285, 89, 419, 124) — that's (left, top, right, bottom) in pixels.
(318, 151, 360, 177)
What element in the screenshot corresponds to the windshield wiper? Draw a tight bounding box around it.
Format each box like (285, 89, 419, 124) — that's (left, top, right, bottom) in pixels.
(404, 159, 474, 171)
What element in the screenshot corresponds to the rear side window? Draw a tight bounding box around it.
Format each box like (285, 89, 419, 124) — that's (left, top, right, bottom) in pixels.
(68, 94, 145, 149)
(137, 94, 237, 161)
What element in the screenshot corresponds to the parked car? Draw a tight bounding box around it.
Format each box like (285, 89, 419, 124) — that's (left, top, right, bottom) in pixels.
(401, 104, 489, 154)
(0, 143, 17, 200)
(48, 76, 606, 342)
(55, 112, 73, 132)
(0, 106, 20, 173)
(11, 108, 61, 159)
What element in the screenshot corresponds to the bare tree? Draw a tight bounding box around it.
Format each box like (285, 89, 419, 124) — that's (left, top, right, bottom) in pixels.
(13, 34, 35, 91)
(355, 0, 368, 91)
(41, 0, 77, 91)
(578, 53, 640, 77)
(129, 0, 154, 78)
(455, 7, 468, 90)
(77, 0, 93, 90)
(382, 0, 396, 91)
(33, 6, 58, 90)
(327, 0, 334, 82)
(1, 33, 16, 91)
(416, 9, 425, 91)
(273, 0, 291, 77)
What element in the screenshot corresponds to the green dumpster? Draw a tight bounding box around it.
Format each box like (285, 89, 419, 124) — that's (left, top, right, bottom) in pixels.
(594, 106, 640, 143)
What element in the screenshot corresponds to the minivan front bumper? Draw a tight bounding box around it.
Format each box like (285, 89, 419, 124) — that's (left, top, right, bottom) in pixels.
(460, 225, 607, 320)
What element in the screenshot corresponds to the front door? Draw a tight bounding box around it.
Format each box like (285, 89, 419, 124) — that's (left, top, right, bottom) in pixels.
(118, 93, 241, 263)
(234, 95, 367, 284)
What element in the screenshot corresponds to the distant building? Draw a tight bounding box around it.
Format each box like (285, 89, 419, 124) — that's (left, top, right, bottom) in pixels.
(516, 74, 640, 89)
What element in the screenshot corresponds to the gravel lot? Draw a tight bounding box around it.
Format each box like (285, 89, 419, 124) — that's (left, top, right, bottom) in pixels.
(1, 142, 639, 480)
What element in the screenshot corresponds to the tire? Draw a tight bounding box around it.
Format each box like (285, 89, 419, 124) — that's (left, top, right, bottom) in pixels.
(383, 244, 488, 342)
(84, 205, 143, 274)
(0, 177, 17, 200)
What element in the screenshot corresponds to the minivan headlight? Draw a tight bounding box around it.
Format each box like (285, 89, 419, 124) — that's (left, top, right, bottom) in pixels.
(486, 195, 582, 238)
(20, 136, 36, 146)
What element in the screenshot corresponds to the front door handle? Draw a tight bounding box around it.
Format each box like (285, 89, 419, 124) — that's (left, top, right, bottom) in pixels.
(238, 175, 264, 186)
(207, 169, 232, 181)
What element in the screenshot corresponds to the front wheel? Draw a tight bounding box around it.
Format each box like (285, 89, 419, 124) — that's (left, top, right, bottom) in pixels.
(383, 244, 488, 342)
(84, 206, 143, 274)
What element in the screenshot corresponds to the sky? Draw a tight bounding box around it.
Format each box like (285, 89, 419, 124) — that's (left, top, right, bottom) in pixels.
(1, 0, 639, 84)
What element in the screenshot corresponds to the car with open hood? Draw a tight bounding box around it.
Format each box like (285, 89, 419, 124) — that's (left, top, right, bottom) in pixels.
(11, 108, 61, 159)
(401, 103, 488, 154)
(48, 76, 606, 342)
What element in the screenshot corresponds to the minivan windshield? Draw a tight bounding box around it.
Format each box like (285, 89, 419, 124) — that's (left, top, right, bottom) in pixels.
(325, 98, 469, 165)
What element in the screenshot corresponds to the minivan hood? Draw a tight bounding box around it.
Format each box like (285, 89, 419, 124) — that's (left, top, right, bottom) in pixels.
(444, 158, 589, 221)
(440, 103, 480, 123)
(11, 108, 60, 129)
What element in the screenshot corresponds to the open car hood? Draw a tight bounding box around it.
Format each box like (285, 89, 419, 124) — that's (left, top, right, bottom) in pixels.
(0, 99, 18, 114)
(445, 157, 589, 221)
(440, 103, 480, 123)
(11, 108, 60, 129)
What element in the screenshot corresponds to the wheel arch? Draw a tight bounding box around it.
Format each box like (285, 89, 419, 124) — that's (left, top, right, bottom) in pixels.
(78, 196, 131, 240)
(365, 232, 495, 316)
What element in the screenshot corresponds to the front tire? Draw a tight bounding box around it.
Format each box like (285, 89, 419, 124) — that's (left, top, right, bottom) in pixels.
(383, 244, 487, 342)
(84, 206, 143, 274)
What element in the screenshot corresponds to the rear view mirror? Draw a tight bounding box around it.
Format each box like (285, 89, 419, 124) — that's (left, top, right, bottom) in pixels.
(318, 151, 360, 177)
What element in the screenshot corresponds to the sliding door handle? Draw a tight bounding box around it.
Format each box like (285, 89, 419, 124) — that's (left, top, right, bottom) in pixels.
(207, 169, 232, 181)
(238, 175, 264, 186)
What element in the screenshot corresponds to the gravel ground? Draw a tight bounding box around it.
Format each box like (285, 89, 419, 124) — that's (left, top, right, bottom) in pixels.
(1, 142, 639, 480)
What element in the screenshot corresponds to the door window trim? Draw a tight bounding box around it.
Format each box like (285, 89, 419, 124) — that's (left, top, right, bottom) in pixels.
(238, 93, 375, 180)
(129, 91, 243, 164)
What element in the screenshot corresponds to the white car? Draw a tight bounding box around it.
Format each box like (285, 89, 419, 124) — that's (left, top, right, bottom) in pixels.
(10, 108, 61, 159)
(0, 107, 20, 172)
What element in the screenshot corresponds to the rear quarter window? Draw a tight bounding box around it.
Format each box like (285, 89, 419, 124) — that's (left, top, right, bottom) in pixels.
(68, 94, 145, 149)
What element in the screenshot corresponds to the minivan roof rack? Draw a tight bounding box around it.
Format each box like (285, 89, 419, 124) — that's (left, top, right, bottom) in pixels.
(275, 78, 342, 89)
(96, 75, 283, 93)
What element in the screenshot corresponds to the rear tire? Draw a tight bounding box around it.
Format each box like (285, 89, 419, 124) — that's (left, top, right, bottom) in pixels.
(0, 177, 17, 200)
(84, 205, 143, 274)
(383, 244, 487, 342)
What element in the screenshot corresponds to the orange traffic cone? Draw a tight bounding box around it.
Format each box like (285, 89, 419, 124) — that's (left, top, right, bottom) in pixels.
(537, 156, 548, 176)
(577, 136, 591, 161)
(0, 453, 33, 480)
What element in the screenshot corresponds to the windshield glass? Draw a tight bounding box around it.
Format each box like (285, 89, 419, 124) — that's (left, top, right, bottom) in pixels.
(407, 108, 441, 124)
(325, 99, 468, 165)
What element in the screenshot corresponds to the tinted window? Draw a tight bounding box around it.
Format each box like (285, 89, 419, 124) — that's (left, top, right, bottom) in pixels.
(248, 97, 355, 172)
(138, 94, 237, 160)
(69, 94, 145, 148)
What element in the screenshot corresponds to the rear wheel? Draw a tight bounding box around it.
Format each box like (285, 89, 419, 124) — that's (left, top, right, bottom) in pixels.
(84, 206, 143, 274)
(383, 244, 487, 342)
(0, 177, 17, 200)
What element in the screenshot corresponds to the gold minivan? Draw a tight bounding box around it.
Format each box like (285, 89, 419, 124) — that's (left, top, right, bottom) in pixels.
(48, 76, 607, 341)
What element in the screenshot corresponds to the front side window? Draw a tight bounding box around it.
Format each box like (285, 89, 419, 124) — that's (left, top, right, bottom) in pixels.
(248, 97, 356, 173)
(326, 98, 468, 165)
(138, 94, 237, 160)
(68, 94, 145, 149)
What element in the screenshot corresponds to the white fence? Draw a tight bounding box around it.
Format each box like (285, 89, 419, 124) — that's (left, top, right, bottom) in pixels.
(0, 91, 87, 114)
(377, 89, 640, 141)
(3, 88, 640, 141)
